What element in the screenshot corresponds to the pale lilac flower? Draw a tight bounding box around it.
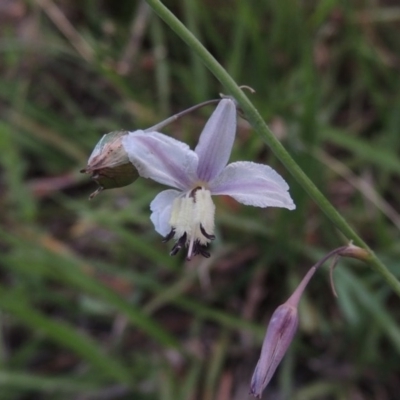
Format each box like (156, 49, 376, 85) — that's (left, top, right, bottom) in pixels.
(122, 98, 295, 259)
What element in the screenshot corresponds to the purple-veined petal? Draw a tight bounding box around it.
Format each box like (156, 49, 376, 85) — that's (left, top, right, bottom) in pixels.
(209, 162, 296, 209)
(194, 98, 237, 182)
(122, 131, 198, 190)
(150, 189, 181, 236)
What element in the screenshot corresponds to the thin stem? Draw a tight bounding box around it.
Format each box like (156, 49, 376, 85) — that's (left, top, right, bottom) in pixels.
(144, 0, 400, 297)
(145, 99, 220, 131)
(287, 246, 348, 307)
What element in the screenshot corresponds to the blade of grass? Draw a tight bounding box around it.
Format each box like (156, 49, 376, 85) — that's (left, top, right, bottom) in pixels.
(335, 267, 400, 352)
(150, 16, 171, 117)
(183, 0, 209, 102)
(321, 126, 400, 175)
(0, 285, 132, 384)
(94, 261, 265, 339)
(314, 149, 400, 231)
(0, 228, 181, 349)
(0, 371, 99, 392)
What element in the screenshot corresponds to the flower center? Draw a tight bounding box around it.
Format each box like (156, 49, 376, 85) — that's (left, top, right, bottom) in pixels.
(164, 187, 215, 260)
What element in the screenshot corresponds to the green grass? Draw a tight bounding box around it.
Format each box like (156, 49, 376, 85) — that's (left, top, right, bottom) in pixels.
(1, 0, 400, 399)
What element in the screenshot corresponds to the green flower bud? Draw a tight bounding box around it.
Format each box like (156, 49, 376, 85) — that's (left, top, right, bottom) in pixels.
(81, 130, 139, 199)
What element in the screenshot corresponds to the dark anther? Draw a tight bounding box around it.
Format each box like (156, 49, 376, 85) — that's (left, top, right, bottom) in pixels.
(170, 245, 181, 256)
(200, 224, 215, 240)
(163, 229, 176, 243)
(193, 241, 210, 258)
(169, 233, 187, 256)
(199, 248, 210, 258)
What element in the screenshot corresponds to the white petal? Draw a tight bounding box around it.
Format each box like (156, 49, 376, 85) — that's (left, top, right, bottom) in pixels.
(194, 98, 237, 182)
(209, 162, 296, 209)
(150, 189, 181, 236)
(122, 130, 198, 190)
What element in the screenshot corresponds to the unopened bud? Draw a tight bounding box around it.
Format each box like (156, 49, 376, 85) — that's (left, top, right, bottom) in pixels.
(250, 266, 317, 398)
(250, 304, 298, 398)
(81, 130, 139, 199)
(250, 243, 370, 397)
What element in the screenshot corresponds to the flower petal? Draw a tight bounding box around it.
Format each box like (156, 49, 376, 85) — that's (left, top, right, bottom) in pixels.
(150, 189, 181, 236)
(194, 98, 237, 182)
(209, 162, 296, 209)
(122, 130, 198, 190)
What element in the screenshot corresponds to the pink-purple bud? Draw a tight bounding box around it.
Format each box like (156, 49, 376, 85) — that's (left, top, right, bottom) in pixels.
(250, 303, 299, 398)
(250, 244, 370, 398)
(250, 267, 316, 398)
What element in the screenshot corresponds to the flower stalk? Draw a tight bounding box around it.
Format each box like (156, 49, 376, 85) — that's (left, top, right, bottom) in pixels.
(144, 0, 400, 296)
(250, 244, 368, 398)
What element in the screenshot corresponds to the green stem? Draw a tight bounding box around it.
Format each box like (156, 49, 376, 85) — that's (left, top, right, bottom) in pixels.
(144, 0, 400, 297)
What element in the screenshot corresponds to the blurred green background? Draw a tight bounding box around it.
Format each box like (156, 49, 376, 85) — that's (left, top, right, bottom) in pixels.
(1, 0, 400, 399)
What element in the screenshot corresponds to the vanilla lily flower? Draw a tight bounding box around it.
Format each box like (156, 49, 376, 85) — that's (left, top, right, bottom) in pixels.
(122, 98, 295, 259)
